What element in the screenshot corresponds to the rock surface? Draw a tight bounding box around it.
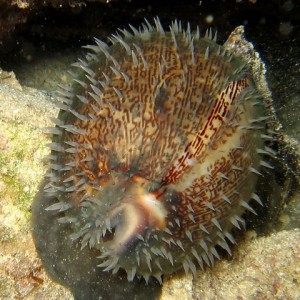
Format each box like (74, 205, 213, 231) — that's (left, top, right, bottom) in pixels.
(0, 77, 72, 299)
(162, 230, 300, 300)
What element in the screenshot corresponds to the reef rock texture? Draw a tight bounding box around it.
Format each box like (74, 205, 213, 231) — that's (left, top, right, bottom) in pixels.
(162, 229, 300, 300)
(0, 0, 121, 41)
(0, 74, 72, 299)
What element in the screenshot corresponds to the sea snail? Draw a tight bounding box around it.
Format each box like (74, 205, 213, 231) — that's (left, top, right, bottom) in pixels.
(33, 17, 273, 285)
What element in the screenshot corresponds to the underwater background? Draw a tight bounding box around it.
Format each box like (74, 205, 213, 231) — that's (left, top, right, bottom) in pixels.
(0, 0, 299, 299)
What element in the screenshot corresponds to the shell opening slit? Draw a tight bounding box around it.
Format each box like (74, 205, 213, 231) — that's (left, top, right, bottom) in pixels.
(41, 17, 269, 283)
